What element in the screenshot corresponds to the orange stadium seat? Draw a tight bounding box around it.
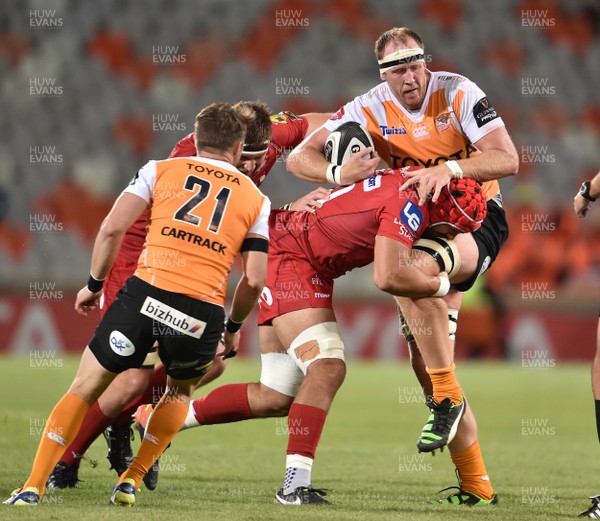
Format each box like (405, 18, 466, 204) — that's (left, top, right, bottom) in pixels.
(581, 104, 600, 136)
(483, 40, 525, 77)
(0, 33, 31, 67)
(419, 0, 464, 34)
(34, 179, 113, 245)
(237, 0, 314, 73)
(111, 115, 153, 157)
(170, 39, 225, 89)
(0, 222, 31, 261)
(88, 30, 135, 75)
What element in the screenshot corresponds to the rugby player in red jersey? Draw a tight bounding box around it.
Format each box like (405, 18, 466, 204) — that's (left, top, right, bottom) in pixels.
(135, 168, 486, 505)
(287, 26, 519, 505)
(47, 103, 332, 490)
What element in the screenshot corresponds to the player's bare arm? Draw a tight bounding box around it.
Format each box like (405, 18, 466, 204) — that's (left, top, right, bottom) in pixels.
(220, 234, 268, 357)
(287, 126, 379, 185)
(401, 126, 519, 205)
(301, 112, 333, 136)
(75, 193, 148, 315)
(373, 236, 449, 299)
(574, 170, 600, 218)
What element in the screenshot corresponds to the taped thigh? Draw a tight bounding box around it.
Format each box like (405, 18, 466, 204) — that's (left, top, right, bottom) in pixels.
(288, 322, 345, 375)
(412, 237, 461, 278)
(259, 352, 304, 397)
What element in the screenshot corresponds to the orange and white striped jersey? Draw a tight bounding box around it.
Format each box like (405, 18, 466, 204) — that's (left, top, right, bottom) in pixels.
(124, 156, 270, 306)
(324, 71, 505, 200)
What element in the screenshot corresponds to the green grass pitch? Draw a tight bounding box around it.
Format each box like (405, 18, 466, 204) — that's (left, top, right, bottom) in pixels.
(0, 355, 595, 520)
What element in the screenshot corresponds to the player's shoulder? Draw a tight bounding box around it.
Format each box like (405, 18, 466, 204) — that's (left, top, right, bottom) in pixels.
(430, 70, 478, 93)
(270, 111, 304, 125)
(356, 82, 394, 106)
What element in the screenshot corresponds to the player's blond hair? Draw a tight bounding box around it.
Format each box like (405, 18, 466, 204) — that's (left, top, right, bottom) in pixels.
(194, 102, 247, 153)
(374, 27, 425, 60)
(233, 101, 272, 148)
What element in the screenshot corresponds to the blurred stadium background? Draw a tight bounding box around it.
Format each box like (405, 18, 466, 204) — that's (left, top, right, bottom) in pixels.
(0, 0, 598, 362)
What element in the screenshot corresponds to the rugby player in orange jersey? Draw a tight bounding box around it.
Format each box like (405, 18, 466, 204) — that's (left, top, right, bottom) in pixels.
(134, 168, 486, 505)
(46, 103, 333, 491)
(4, 102, 271, 507)
(287, 27, 518, 505)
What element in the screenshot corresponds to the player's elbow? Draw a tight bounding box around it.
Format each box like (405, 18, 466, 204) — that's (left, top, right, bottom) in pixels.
(373, 268, 407, 296)
(286, 147, 305, 175)
(506, 149, 519, 176)
(243, 271, 267, 294)
(98, 217, 128, 241)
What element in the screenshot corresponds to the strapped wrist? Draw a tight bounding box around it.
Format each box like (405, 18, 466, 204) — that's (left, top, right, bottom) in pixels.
(445, 160, 464, 179)
(325, 163, 341, 185)
(432, 275, 450, 297)
(225, 317, 243, 334)
(87, 273, 105, 293)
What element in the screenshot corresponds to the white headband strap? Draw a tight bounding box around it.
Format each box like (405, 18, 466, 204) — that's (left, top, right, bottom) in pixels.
(378, 47, 425, 73)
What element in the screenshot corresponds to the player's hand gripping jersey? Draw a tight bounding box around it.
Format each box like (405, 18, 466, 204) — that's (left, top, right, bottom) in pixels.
(102, 112, 306, 313)
(324, 71, 504, 201)
(258, 167, 485, 324)
(125, 156, 270, 306)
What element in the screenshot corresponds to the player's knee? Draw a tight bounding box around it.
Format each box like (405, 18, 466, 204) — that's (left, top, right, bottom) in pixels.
(448, 308, 459, 342)
(254, 379, 295, 417)
(260, 352, 304, 398)
(120, 368, 153, 396)
(260, 394, 294, 417)
(195, 358, 227, 389)
(287, 322, 345, 375)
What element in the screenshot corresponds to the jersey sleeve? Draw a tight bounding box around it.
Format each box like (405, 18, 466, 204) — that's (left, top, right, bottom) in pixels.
(247, 197, 271, 239)
(377, 190, 428, 248)
(453, 80, 505, 144)
(323, 96, 369, 132)
(270, 112, 308, 156)
(123, 161, 157, 204)
(168, 133, 196, 158)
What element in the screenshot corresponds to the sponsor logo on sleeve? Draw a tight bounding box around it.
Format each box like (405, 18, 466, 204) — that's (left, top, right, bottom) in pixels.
(399, 201, 423, 234)
(363, 175, 382, 192)
(473, 97, 499, 128)
(330, 107, 345, 121)
(270, 114, 287, 124)
(140, 297, 207, 339)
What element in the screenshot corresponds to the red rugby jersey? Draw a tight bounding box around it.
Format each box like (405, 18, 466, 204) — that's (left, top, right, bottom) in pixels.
(115, 111, 308, 264)
(271, 168, 428, 280)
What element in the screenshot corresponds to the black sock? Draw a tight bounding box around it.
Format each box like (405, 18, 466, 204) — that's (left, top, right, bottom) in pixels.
(595, 400, 600, 444)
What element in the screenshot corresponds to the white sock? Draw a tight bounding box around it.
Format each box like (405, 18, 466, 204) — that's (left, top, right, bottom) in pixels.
(180, 402, 200, 431)
(283, 454, 313, 494)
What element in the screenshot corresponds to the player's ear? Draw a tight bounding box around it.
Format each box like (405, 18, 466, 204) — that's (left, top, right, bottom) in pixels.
(231, 140, 243, 163)
(380, 71, 386, 82)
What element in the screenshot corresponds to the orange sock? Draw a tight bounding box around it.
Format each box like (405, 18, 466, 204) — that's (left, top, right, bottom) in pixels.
(119, 396, 188, 489)
(23, 393, 89, 494)
(426, 363, 462, 404)
(450, 440, 494, 500)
